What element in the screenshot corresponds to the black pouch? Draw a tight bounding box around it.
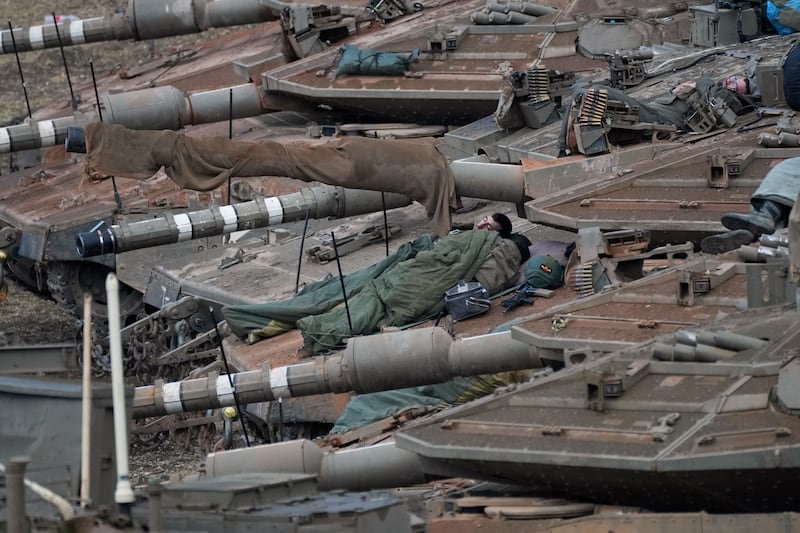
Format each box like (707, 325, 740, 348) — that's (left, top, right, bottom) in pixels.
(444, 280, 490, 321)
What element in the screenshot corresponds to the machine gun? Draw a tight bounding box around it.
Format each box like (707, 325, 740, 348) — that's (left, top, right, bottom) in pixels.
(570, 86, 678, 155)
(280, 4, 360, 60)
(505, 64, 575, 129)
(369, 0, 424, 22)
(606, 49, 654, 90)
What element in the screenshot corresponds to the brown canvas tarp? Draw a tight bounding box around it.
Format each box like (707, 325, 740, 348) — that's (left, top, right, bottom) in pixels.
(83, 122, 458, 235)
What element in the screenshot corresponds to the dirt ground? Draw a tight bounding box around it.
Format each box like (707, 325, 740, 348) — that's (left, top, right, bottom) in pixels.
(0, 278, 77, 344)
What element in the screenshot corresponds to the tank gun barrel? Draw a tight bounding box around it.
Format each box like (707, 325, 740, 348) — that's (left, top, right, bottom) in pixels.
(0, 117, 79, 154)
(95, 84, 264, 131)
(204, 439, 428, 492)
(74, 161, 524, 258)
(132, 327, 542, 418)
(70, 120, 525, 258)
(0, 84, 263, 153)
(0, 0, 310, 55)
(76, 185, 412, 257)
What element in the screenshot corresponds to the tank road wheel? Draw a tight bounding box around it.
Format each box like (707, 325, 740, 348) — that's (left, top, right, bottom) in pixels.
(49, 262, 144, 376)
(46, 261, 142, 318)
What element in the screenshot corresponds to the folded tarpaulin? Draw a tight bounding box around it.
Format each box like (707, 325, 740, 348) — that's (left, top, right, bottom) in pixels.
(330, 371, 539, 433)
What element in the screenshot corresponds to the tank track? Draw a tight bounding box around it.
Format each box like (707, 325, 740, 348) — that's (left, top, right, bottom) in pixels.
(46, 261, 142, 318)
(122, 297, 225, 450)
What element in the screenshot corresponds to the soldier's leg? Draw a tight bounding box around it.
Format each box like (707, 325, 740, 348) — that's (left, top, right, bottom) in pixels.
(700, 229, 755, 254)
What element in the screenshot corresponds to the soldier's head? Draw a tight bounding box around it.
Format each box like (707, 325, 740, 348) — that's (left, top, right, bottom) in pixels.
(476, 212, 513, 238)
(723, 76, 750, 94)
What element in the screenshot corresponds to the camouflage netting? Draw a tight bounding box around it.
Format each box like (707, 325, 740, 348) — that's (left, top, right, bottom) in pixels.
(83, 122, 458, 236)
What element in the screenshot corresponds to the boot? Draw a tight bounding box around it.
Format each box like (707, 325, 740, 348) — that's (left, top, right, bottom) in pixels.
(720, 200, 785, 238)
(700, 229, 754, 254)
(64, 126, 86, 154)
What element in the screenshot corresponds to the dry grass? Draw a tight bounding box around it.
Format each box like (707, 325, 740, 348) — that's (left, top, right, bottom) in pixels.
(0, 279, 78, 343)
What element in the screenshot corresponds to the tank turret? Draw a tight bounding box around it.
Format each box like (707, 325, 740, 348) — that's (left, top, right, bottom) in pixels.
(198, 306, 800, 513)
(186, 213, 800, 513)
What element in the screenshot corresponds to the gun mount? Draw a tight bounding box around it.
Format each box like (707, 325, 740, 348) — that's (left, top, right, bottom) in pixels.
(606, 48, 653, 89)
(501, 64, 575, 130)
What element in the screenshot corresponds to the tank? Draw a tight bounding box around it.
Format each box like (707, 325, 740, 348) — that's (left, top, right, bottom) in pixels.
(183, 203, 800, 531)
(95, 15, 800, 531)
(1, 0, 794, 440)
(0, 0, 567, 318)
(3, 0, 800, 529)
(48, 34, 793, 325)
(0, 0, 697, 344)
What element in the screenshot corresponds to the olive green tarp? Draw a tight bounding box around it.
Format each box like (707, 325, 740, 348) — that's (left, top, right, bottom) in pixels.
(297, 230, 499, 353)
(330, 371, 538, 433)
(223, 230, 502, 353)
(83, 122, 458, 236)
(223, 234, 435, 341)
